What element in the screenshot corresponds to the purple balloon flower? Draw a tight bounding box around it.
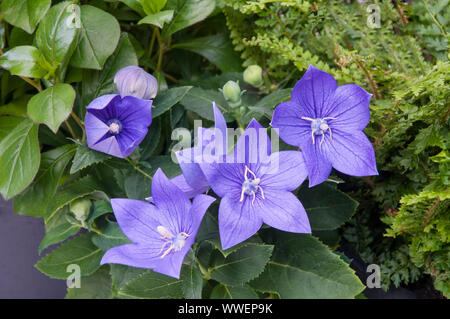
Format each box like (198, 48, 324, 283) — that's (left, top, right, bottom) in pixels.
(114, 65, 158, 100)
(171, 102, 228, 198)
(100, 169, 215, 279)
(271, 65, 378, 187)
(200, 119, 311, 250)
(85, 94, 152, 158)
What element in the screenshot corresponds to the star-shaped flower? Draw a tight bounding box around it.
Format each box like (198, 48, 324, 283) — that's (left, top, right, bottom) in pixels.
(200, 119, 311, 250)
(271, 65, 378, 187)
(85, 94, 152, 158)
(100, 169, 215, 279)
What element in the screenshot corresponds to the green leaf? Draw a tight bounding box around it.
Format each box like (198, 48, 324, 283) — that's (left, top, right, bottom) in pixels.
(35, 233, 103, 279)
(86, 200, 113, 229)
(181, 260, 203, 299)
(27, 84, 76, 133)
(119, 269, 184, 299)
(35, 1, 79, 67)
(38, 222, 81, 254)
(66, 266, 113, 299)
(70, 141, 111, 174)
(152, 86, 192, 118)
(70, 5, 121, 70)
(0, 116, 24, 142)
(45, 175, 107, 221)
(162, 0, 215, 38)
(1, 0, 51, 34)
(123, 171, 152, 200)
(110, 264, 147, 295)
(82, 33, 138, 108)
(210, 284, 258, 299)
(243, 89, 292, 123)
(138, 10, 174, 28)
(119, 0, 146, 16)
(0, 46, 49, 78)
(0, 95, 31, 117)
(209, 243, 274, 286)
(179, 87, 229, 121)
(173, 34, 242, 72)
(140, 117, 161, 161)
(14, 144, 77, 217)
(0, 118, 40, 200)
(139, 0, 167, 15)
(250, 231, 365, 298)
(298, 183, 358, 231)
(91, 220, 131, 251)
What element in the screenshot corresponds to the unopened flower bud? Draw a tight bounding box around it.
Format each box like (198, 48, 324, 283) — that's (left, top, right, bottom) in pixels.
(243, 65, 263, 87)
(114, 65, 158, 100)
(70, 198, 92, 222)
(222, 80, 242, 108)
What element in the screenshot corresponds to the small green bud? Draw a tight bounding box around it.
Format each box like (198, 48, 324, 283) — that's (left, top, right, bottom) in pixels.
(222, 80, 242, 107)
(239, 106, 247, 115)
(70, 198, 92, 223)
(243, 65, 263, 87)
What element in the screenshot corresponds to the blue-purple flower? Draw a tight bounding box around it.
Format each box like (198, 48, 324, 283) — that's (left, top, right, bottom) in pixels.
(170, 102, 228, 198)
(200, 119, 311, 250)
(271, 65, 378, 187)
(114, 65, 158, 100)
(85, 94, 152, 158)
(100, 169, 215, 279)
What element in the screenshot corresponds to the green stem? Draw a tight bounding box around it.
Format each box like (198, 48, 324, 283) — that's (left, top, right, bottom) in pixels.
(125, 157, 153, 180)
(155, 27, 164, 72)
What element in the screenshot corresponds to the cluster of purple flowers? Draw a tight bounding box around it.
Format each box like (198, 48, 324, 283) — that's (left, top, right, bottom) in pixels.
(86, 65, 377, 278)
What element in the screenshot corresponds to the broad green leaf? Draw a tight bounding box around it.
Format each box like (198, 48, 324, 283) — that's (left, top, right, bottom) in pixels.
(123, 171, 152, 200)
(35, 1, 79, 67)
(0, 46, 49, 78)
(0, 116, 24, 142)
(70, 142, 111, 174)
(45, 175, 107, 221)
(110, 264, 147, 295)
(181, 260, 203, 299)
(119, 269, 183, 299)
(91, 220, 131, 251)
(298, 183, 358, 231)
(0, 119, 40, 200)
(86, 200, 113, 230)
(250, 231, 365, 298)
(35, 233, 103, 279)
(14, 144, 77, 217)
(173, 34, 242, 72)
(152, 86, 192, 118)
(138, 10, 174, 28)
(242, 89, 292, 123)
(162, 0, 215, 38)
(140, 117, 161, 161)
(179, 87, 230, 121)
(119, 0, 146, 16)
(210, 284, 258, 299)
(9, 27, 34, 47)
(209, 243, 274, 286)
(66, 266, 113, 299)
(139, 0, 167, 15)
(27, 84, 76, 133)
(82, 33, 138, 109)
(70, 5, 121, 70)
(0, 95, 31, 117)
(1, 0, 51, 34)
(38, 222, 81, 254)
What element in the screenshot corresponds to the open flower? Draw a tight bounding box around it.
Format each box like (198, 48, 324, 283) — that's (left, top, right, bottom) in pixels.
(200, 119, 311, 250)
(114, 65, 158, 100)
(170, 102, 228, 198)
(271, 65, 378, 187)
(100, 169, 215, 279)
(85, 94, 152, 158)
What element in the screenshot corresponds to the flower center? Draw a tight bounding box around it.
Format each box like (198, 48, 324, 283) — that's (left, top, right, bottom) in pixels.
(240, 166, 265, 205)
(301, 116, 337, 146)
(107, 119, 122, 135)
(156, 226, 189, 258)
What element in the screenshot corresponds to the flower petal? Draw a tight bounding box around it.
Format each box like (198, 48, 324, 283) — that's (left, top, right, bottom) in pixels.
(117, 95, 153, 128)
(326, 84, 371, 131)
(233, 118, 271, 165)
(259, 151, 308, 191)
(169, 174, 208, 198)
(213, 102, 228, 156)
(86, 94, 118, 111)
(186, 194, 215, 235)
(100, 243, 161, 269)
(85, 112, 110, 145)
(292, 65, 337, 118)
(257, 189, 311, 233)
(300, 139, 333, 187)
(326, 130, 378, 176)
(89, 135, 123, 158)
(219, 194, 263, 250)
(270, 100, 312, 147)
(110, 198, 162, 243)
(151, 168, 192, 234)
(115, 126, 148, 158)
(200, 162, 243, 198)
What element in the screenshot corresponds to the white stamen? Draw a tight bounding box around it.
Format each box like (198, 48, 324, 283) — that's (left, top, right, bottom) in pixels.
(109, 122, 120, 134)
(157, 226, 189, 258)
(240, 165, 265, 206)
